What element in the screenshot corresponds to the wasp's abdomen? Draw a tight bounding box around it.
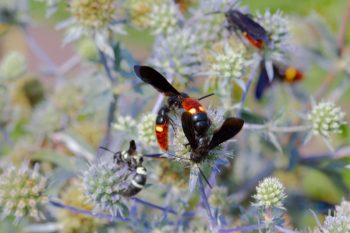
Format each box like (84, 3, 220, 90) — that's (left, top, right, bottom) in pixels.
(155, 122, 169, 151)
(182, 98, 211, 135)
(243, 32, 264, 49)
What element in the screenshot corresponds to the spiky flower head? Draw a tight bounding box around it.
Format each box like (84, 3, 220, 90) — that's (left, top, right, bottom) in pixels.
(148, 1, 180, 35)
(208, 186, 228, 209)
(0, 51, 27, 81)
(69, 0, 115, 30)
(335, 200, 350, 217)
(0, 162, 48, 222)
(83, 159, 130, 216)
(113, 115, 137, 133)
(253, 177, 286, 209)
(137, 113, 157, 146)
(210, 42, 247, 81)
(58, 179, 105, 233)
(124, 0, 161, 29)
(203, 38, 248, 110)
(307, 101, 346, 138)
(149, 27, 204, 85)
(62, 0, 124, 59)
(323, 215, 350, 233)
(256, 10, 289, 58)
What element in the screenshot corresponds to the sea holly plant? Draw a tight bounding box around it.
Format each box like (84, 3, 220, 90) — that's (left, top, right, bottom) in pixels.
(0, 0, 349, 232)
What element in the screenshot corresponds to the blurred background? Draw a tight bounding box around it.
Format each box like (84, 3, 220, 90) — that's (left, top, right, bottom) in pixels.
(0, 0, 349, 232)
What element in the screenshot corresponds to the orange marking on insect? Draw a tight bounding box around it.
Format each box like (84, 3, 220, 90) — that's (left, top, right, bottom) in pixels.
(155, 123, 168, 151)
(284, 67, 304, 83)
(189, 108, 196, 114)
(243, 32, 264, 49)
(182, 98, 206, 114)
(155, 126, 164, 132)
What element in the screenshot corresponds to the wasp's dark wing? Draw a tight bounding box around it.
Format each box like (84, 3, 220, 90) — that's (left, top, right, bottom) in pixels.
(134, 65, 181, 96)
(208, 117, 244, 150)
(226, 10, 269, 44)
(181, 112, 198, 150)
(255, 61, 273, 100)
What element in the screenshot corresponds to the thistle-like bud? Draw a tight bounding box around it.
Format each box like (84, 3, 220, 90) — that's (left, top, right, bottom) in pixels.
(83, 160, 129, 216)
(256, 10, 289, 57)
(335, 200, 350, 217)
(0, 162, 48, 222)
(253, 177, 287, 209)
(113, 115, 137, 133)
(148, 2, 180, 35)
(202, 39, 248, 110)
(149, 27, 204, 84)
(69, 0, 115, 29)
(0, 51, 27, 81)
(211, 43, 247, 81)
(323, 215, 350, 233)
(137, 113, 157, 146)
(307, 101, 346, 138)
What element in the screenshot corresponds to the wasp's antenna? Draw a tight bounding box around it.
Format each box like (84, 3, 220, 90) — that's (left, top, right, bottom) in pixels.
(167, 153, 185, 161)
(198, 93, 215, 101)
(99, 146, 116, 154)
(143, 153, 166, 158)
(198, 166, 213, 189)
(204, 11, 222, 16)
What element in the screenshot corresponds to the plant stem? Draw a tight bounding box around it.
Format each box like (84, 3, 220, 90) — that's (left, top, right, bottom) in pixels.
(132, 197, 177, 215)
(243, 123, 312, 133)
(237, 54, 260, 117)
(49, 200, 129, 222)
(99, 50, 117, 84)
(198, 175, 216, 232)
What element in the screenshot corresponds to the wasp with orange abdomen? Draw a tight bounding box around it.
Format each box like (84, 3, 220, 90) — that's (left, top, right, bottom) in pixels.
(134, 65, 213, 151)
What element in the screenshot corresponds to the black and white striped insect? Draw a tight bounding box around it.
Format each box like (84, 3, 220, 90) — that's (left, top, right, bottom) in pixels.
(99, 140, 147, 197)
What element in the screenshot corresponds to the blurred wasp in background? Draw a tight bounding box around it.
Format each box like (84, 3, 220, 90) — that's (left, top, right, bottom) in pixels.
(255, 60, 304, 100)
(225, 9, 270, 49)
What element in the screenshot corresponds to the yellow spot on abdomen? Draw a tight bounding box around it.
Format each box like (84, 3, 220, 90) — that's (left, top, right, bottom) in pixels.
(189, 108, 197, 114)
(198, 106, 205, 112)
(155, 126, 164, 132)
(285, 67, 297, 82)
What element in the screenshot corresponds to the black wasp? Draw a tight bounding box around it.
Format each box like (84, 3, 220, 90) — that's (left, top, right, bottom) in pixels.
(225, 9, 270, 49)
(181, 112, 244, 164)
(134, 65, 213, 151)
